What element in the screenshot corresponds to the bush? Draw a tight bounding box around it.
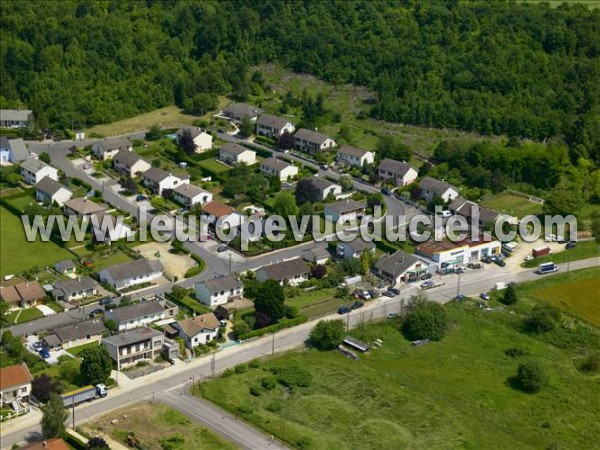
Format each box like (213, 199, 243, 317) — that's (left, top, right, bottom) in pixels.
(500, 284, 518, 305)
(505, 347, 529, 358)
(578, 353, 600, 374)
(309, 319, 345, 350)
(265, 401, 283, 412)
(184, 266, 202, 278)
(221, 368, 235, 378)
(261, 377, 277, 390)
(516, 361, 547, 393)
(402, 301, 448, 341)
(236, 316, 308, 340)
(270, 364, 312, 388)
(233, 321, 251, 338)
(526, 304, 561, 333)
(248, 359, 261, 369)
(234, 364, 247, 374)
(249, 385, 262, 396)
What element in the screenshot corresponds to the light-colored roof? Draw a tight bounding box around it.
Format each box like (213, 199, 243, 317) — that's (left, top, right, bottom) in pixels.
(176, 313, 220, 338)
(52, 318, 106, 343)
(102, 259, 164, 283)
(294, 128, 332, 145)
(53, 276, 98, 297)
(0, 109, 32, 122)
(199, 275, 242, 293)
(202, 201, 234, 218)
(64, 197, 105, 215)
(102, 327, 163, 347)
(257, 114, 292, 129)
(261, 157, 293, 172)
(338, 145, 371, 158)
(36, 176, 71, 196)
(375, 250, 421, 276)
(143, 167, 171, 183)
(419, 176, 458, 196)
(220, 143, 253, 156)
(325, 199, 366, 215)
(173, 183, 206, 199)
(378, 158, 416, 177)
(223, 103, 262, 118)
(0, 364, 32, 390)
(20, 157, 53, 174)
(7, 138, 29, 161)
(108, 300, 164, 323)
(259, 258, 309, 281)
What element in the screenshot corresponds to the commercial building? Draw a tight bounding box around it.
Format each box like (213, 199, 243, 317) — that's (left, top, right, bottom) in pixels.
(415, 235, 501, 273)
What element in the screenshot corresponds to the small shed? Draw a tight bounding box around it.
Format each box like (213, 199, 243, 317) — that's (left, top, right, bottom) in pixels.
(343, 336, 370, 352)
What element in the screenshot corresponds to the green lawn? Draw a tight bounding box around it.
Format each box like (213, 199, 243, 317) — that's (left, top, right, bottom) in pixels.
(287, 288, 337, 310)
(199, 289, 600, 449)
(0, 206, 74, 276)
(5, 307, 44, 324)
(67, 341, 100, 357)
(523, 240, 600, 268)
(91, 250, 135, 271)
(481, 191, 544, 218)
(197, 159, 231, 175)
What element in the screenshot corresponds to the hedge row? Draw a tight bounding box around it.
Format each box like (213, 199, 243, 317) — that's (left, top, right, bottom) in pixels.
(238, 315, 308, 340)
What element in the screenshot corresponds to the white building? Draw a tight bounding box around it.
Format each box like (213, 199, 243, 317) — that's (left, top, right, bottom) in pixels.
(91, 212, 135, 243)
(0, 109, 32, 128)
(219, 143, 256, 165)
(306, 177, 342, 200)
(373, 251, 429, 286)
(92, 137, 132, 160)
(324, 199, 366, 223)
(378, 159, 418, 187)
(222, 103, 263, 123)
(418, 177, 460, 203)
(0, 137, 29, 164)
(294, 129, 336, 154)
(20, 158, 58, 185)
(302, 247, 330, 265)
(99, 259, 164, 291)
(102, 327, 166, 367)
(256, 258, 310, 286)
(42, 319, 106, 351)
(35, 176, 73, 206)
(104, 300, 166, 331)
(337, 145, 374, 167)
(172, 183, 213, 208)
(173, 313, 220, 349)
(0, 364, 32, 412)
(195, 275, 243, 307)
(142, 167, 189, 196)
(113, 150, 151, 178)
(256, 114, 295, 138)
(260, 157, 298, 181)
(336, 237, 376, 259)
(415, 235, 501, 273)
(176, 127, 213, 152)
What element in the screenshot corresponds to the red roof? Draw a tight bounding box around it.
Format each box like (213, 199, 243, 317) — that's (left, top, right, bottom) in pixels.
(0, 363, 32, 390)
(202, 201, 234, 218)
(20, 438, 70, 450)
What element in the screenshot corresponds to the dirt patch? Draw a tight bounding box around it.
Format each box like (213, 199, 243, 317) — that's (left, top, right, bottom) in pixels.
(136, 241, 196, 279)
(504, 239, 568, 272)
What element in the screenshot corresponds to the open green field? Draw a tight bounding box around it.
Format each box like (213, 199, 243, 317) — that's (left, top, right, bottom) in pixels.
(67, 341, 100, 357)
(5, 307, 44, 325)
(520, 0, 600, 8)
(200, 281, 600, 449)
(481, 191, 543, 218)
(523, 240, 600, 268)
(0, 206, 74, 276)
(90, 250, 135, 271)
(197, 159, 232, 175)
(82, 403, 237, 450)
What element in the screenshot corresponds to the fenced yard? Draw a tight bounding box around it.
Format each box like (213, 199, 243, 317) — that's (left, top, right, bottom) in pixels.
(481, 191, 544, 218)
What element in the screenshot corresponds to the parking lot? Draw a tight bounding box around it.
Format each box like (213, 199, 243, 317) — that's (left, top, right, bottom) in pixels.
(25, 335, 72, 365)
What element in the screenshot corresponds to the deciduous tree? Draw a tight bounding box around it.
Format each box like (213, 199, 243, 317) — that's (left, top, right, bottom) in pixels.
(309, 319, 345, 350)
(80, 346, 113, 385)
(41, 394, 68, 438)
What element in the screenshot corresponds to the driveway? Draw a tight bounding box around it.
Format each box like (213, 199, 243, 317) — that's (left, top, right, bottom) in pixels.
(36, 305, 56, 317)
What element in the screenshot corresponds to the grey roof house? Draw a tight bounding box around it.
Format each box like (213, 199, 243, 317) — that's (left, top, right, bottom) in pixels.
(91, 137, 132, 160)
(104, 298, 172, 331)
(0, 137, 29, 163)
(195, 275, 243, 307)
(255, 258, 310, 286)
(373, 251, 428, 286)
(336, 236, 376, 259)
(54, 260, 76, 276)
(256, 114, 295, 138)
(324, 199, 366, 222)
(377, 159, 418, 187)
(293, 129, 336, 154)
(35, 176, 73, 206)
(42, 319, 106, 350)
(53, 277, 99, 302)
(0, 109, 32, 128)
(418, 177, 459, 203)
(222, 103, 263, 123)
(98, 258, 165, 290)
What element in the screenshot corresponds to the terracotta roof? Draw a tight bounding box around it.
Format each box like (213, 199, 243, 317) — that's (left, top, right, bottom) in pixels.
(0, 285, 21, 304)
(14, 281, 45, 302)
(176, 313, 220, 338)
(0, 363, 32, 390)
(202, 201, 234, 218)
(20, 439, 69, 450)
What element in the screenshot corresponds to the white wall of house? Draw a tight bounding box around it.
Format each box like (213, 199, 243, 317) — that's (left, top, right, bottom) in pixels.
(221, 149, 256, 165)
(337, 151, 374, 167)
(105, 311, 166, 331)
(187, 329, 218, 347)
(61, 334, 102, 350)
(195, 284, 243, 307)
(320, 184, 342, 200)
(255, 270, 308, 287)
(0, 382, 31, 406)
(115, 159, 151, 178)
(257, 122, 295, 138)
(99, 270, 163, 290)
(193, 133, 213, 152)
(36, 187, 72, 206)
(21, 166, 58, 185)
(173, 190, 213, 207)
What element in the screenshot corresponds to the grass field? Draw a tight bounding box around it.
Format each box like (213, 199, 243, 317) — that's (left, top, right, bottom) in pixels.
(520, 0, 600, 8)
(91, 250, 135, 271)
(481, 191, 543, 218)
(82, 403, 237, 450)
(197, 159, 232, 175)
(523, 240, 600, 268)
(67, 341, 100, 357)
(0, 206, 74, 276)
(5, 307, 44, 325)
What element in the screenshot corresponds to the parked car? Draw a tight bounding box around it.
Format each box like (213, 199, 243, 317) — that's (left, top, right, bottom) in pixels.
(566, 242, 577, 250)
(32, 342, 42, 351)
(88, 308, 104, 318)
(494, 259, 507, 267)
(217, 245, 229, 253)
(479, 292, 490, 301)
(368, 289, 380, 298)
(455, 294, 466, 301)
(420, 273, 432, 280)
(338, 306, 350, 315)
(135, 194, 147, 202)
(421, 281, 435, 289)
(386, 312, 398, 319)
(523, 255, 534, 262)
(350, 301, 364, 310)
(99, 296, 113, 305)
(320, 164, 329, 171)
(39, 348, 50, 359)
(381, 188, 392, 196)
(454, 267, 465, 274)
(441, 210, 452, 218)
(481, 256, 493, 264)
(556, 236, 566, 244)
(389, 288, 401, 296)
(382, 291, 395, 298)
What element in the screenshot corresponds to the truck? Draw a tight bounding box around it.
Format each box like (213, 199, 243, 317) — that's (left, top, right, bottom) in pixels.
(493, 282, 507, 291)
(532, 246, 551, 258)
(538, 262, 559, 275)
(60, 384, 107, 407)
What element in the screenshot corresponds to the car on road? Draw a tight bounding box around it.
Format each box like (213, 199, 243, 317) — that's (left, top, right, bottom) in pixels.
(135, 194, 148, 202)
(455, 294, 466, 301)
(421, 280, 435, 289)
(88, 308, 104, 318)
(350, 301, 364, 310)
(217, 245, 229, 253)
(481, 256, 493, 264)
(420, 272, 433, 280)
(338, 306, 350, 315)
(479, 292, 490, 301)
(368, 289, 380, 298)
(38, 348, 50, 359)
(386, 312, 398, 319)
(99, 296, 114, 305)
(566, 242, 577, 250)
(494, 259, 507, 267)
(389, 288, 401, 296)
(381, 188, 392, 196)
(382, 291, 395, 298)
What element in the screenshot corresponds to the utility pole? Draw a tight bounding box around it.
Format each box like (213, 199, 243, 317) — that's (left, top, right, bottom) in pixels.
(271, 332, 275, 356)
(228, 254, 232, 275)
(211, 351, 216, 379)
(456, 272, 461, 298)
(346, 310, 350, 331)
(72, 400, 75, 429)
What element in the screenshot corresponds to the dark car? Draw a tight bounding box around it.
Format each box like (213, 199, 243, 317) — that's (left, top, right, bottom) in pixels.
(389, 288, 401, 296)
(39, 348, 50, 359)
(368, 289, 380, 298)
(88, 308, 104, 318)
(135, 194, 147, 202)
(217, 245, 229, 253)
(494, 259, 507, 267)
(479, 292, 491, 301)
(381, 188, 393, 196)
(350, 301, 364, 310)
(455, 294, 466, 301)
(338, 306, 350, 315)
(420, 273, 432, 280)
(482, 256, 493, 264)
(99, 296, 113, 306)
(566, 242, 577, 249)
(383, 291, 395, 298)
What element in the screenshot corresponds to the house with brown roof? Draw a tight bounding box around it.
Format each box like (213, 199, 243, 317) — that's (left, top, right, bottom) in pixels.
(201, 201, 243, 231)
(173, 313, 220, 348)
(20, 439, 69, 450)
(377, 159, 418, 187)
(63, 197, 106, 218)
(294, 129, 336, 154)
(256, 258, 310, 286)
(0, 363, 32, 410)
(0, 280, 46, 309)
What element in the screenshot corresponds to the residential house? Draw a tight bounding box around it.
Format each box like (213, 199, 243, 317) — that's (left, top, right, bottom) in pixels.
(0, 364, 32, 411)
(201, 201, 244, 232)
(337, 145, 374, 167)
(91, 211, 134, 243)
(42, 319, 106, 350)
(448, 197, 507, 228)
(222, 103, 263, 123)
(63, 197, 106, 218)
(0, 137, 29, 164)
(20, 158, 58, 185)
(20, 439, 70, 450)
(172, 183, 213, 208)
(142, 167, 189, 195)
(173, 313, 220, 349)
(104, 300, 165, 331)
(99, 258, 165, 291)
(324, 199, 366, 222)
(35, 176, 72, 206)
(113, 149, 151, 178)
(306, 177, 342, 200)
(418, 177, 459, 203)
(256, 114, 295, 138)
(54, 260, 76, 277)
(53, 277, 99, 302)
(255, 258, 310, 286)
(0, 109, 32, 128)
(219, 143, 256, 165)
(260, 157, 298, 181)
(0, 280, 46, 310)
(91, 137, 132, 160)
(294, 129, 336, 154)
(336, 237, 376, 259)
(373, 251, 428, 286)
(302, 247, 330, 265)
(102, 327, 165, 367)
(377, 159, 418, 187)
(176, 127, 213, 152)
(195, 275, 243, 307)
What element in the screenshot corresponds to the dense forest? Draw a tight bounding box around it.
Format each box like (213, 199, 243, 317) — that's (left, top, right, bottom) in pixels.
(1, 0, 599, 162)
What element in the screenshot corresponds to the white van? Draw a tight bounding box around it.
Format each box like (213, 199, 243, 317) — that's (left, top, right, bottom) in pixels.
(493, 282, 507, 290)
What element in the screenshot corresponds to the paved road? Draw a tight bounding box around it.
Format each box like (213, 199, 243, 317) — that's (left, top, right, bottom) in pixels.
(2, 256, 598, 449)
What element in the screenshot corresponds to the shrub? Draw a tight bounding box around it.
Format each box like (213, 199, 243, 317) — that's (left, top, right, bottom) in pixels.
(265, 401, 283, 412)
(234, 364, 247, 374)
(526, 304, 561, 333)
(505, 347, 529, 358)
(233, 321, 251, 338)
(248, 359, 261, 369)
(309, 319, 345, 350)
(249, 385, 262, 396)
(402, 301, 448, 341)
(270, 364, 312, 388)
(159, 434, 186, 450)
(578, 354, 600, 374)
(261, 377, 277, 390)
(500, 285, 518, 305)
(516, 361, 548, 393)
(237, 403, 253, 415)
(221, 368, 235, 378)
